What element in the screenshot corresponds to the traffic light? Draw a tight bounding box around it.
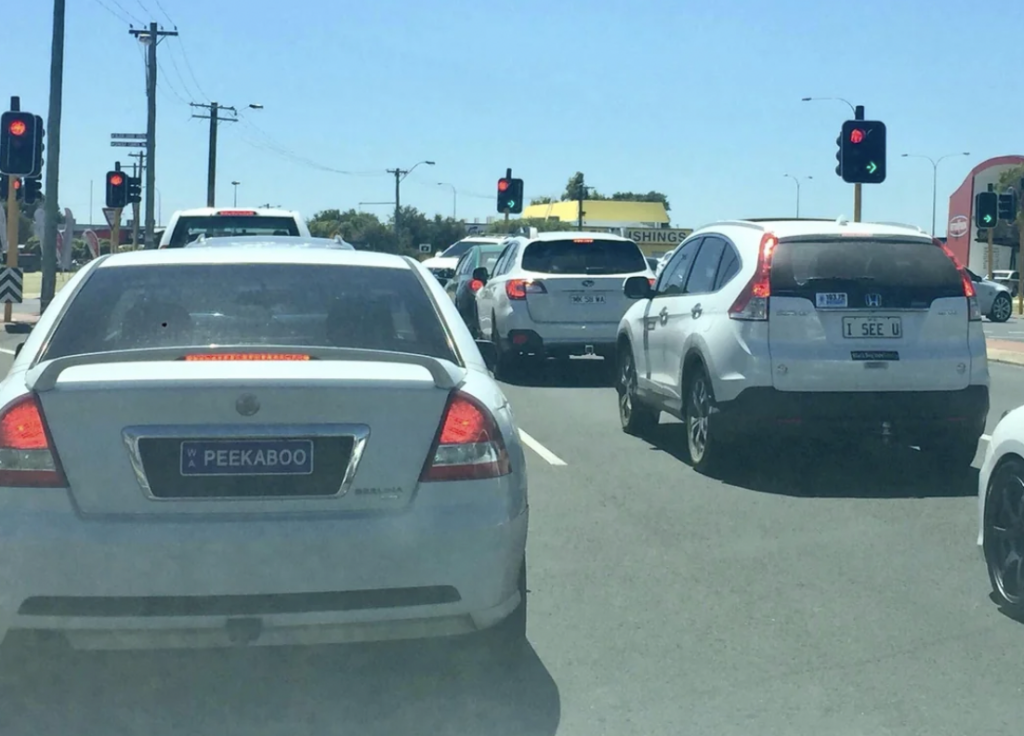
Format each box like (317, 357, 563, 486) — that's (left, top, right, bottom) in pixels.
(997, 192, 1018, 222)
(106, 170, 128, 208)
(975, 191, 998, 229)
(126, 176, 142, 204)
(0, 176, 22, 202)
(22, 175, 41, 204)
(835, 134, 843, 177)
(496, 177, 524, 214)
(838, 120, 887, 184)
(0, 111, 43, 176)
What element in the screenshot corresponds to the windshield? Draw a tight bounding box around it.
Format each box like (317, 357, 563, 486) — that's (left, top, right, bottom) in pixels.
(521, 239, 648, 274)
(167, 216, 301, 247)
(440, 241, 479, 258)
(42, 264, 456, 362)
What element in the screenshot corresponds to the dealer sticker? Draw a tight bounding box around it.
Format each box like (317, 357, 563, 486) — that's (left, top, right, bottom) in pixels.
(815, 292, 848, 308)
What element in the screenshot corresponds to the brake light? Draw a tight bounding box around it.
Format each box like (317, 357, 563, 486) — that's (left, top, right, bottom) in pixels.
(648, 277, 656, 288)
(185, 353, 311, 361)
(0, 396, 66, 487)
(216, 210, 257, 216)
(420, 391, 511, 482)
(935, 239, 981, 320)
(729, 232, 777, 321)
(505, 279, 546, 300)
(469, 279, 484, 293)
(573, 238, 594, 243)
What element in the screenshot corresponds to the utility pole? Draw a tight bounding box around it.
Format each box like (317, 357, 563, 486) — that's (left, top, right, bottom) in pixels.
(40, 0, 66, 313)
(191, 102, 237, 207)
(130, 22, 177, 249)
(577, 175, 586, 230)
(386, 160, 435, 241)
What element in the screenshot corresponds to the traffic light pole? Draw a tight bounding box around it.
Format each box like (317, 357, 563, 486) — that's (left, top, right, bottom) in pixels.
(853, 105, 864, 223)
(5, 176, 20, 323)
(111, 207, 123, 255)
(987, 226, 995, 281)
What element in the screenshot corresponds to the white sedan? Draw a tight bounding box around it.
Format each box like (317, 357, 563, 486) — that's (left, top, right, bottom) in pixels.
(978, 406, 1024, 614)
(0, 246, 528, 653)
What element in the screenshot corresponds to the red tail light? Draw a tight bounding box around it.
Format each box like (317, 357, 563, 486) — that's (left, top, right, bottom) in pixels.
(0, 396, 67, 487)
(505, 279, 546, 301)
(935, 238, 981, 320)
(420, 391, 511, 482)
(469, 279, 484, 293)
(648, 278, 656, 288)
(729, 232, 777, 321)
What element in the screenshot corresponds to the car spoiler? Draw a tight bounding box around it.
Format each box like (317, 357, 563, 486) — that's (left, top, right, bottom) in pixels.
(26, 346, 466, 393)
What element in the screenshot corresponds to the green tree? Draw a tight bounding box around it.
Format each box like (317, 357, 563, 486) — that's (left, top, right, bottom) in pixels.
(485, 217, 576, 236)
(530, 196, 554, 205)
(558, 171, 671, 211)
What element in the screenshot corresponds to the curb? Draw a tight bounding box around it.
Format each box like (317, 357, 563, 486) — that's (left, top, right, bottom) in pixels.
(988, 349, 1024, 367)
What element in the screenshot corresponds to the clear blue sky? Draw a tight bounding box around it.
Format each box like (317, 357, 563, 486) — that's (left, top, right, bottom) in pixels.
(7, 0, 1022, 235)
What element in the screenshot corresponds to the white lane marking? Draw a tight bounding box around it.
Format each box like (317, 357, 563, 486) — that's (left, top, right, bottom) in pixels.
(0, 348, 14, 355)
(518, 429, 567, 466)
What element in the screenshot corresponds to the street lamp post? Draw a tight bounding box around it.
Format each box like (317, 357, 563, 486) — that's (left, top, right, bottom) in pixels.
(437, 182, 457, 219)
(386, 160, 435, 233)
(783, 174, 812, 217)
(231, 180, 241, 207)
(900, 152, 970, 237)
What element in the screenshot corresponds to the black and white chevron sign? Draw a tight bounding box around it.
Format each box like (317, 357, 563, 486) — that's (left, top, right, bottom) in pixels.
(0, 268, 24, 304)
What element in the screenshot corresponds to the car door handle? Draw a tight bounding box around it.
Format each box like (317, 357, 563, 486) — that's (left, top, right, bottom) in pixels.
(691, 303, 703, 318)
(658, 306, 669, 325)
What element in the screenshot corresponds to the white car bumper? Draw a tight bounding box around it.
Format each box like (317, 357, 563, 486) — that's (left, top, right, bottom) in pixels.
(0, 488, 527, 650)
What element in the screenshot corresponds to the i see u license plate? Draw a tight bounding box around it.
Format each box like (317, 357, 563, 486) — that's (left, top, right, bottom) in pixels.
(571, 294, 605, 304)
(180, 439, 314, 477)
(842, 316, 902, 339)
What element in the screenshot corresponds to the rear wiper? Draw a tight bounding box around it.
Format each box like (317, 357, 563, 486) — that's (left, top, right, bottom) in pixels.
(800, 276, 877, 283)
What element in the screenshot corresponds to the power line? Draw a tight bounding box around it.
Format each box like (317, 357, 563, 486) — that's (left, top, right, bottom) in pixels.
(90, 0, 133, 24)
(151, 0, 175, 25)
(174, 38, 211, 102)
(109, 0, 144, 24)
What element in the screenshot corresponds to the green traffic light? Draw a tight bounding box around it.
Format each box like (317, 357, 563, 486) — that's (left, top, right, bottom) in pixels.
(984, 214, 993, 223)
(865, 162, 877, 174)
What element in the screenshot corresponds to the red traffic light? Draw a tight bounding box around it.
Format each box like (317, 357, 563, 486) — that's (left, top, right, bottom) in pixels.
(12, 179, 19, 190)
(109, 174, 124, 186)
(7, 119, 27, 137)
(498, 179, 510, 192)
(849, 128, 865, 144)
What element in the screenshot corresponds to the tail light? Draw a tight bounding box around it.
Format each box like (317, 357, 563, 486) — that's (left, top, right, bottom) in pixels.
(420, 391, 511, 482)
(469, 279, 484, 293)
(935, 239, 981, 321)
(506, 279, 546, 301)
(0, 395, 67, 487)
(729, 232, 777, 321)
(648, 278, 656, 288)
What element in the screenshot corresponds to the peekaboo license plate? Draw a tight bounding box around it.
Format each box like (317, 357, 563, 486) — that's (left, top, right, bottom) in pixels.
(179, 439, 314, 477)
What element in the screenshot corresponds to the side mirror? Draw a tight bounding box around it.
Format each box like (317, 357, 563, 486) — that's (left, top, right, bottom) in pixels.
(623, 275, 654, 299)
(14, 342, 23, 358)
(475, 339, 498, 372)
(472, 267, 489, 283)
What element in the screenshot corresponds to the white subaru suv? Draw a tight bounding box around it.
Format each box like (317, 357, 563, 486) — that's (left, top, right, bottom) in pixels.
(474, 231, 654, 376)
(614, 218, 990, 472)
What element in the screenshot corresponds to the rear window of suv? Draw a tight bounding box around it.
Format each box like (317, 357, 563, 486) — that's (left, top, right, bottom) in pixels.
(770, 236, 965, 309)
(42, 264, 457, 363)
(521, 239, 648, 275)
(166, 216, 301, 247)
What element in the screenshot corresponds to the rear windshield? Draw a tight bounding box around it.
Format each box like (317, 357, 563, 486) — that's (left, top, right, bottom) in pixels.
(441, 241, 477, 259)
(770, 237, 964, 309)
(42, 264, 457, 363)
(521, 239, 648, 275)
(166, 216, 301, 247)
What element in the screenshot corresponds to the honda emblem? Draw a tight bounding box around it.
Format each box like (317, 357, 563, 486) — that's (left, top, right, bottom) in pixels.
(865, 293, 882, 307)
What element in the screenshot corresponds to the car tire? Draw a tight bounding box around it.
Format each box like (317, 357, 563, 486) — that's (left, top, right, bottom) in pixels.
(617, 346, 658, 435)
(478, 557, 528, 656)
(984, 457, 1024, 616)
(684, 366, 727, 473)
(491, 321, 517, 380)
(990, 292, 1013, 323)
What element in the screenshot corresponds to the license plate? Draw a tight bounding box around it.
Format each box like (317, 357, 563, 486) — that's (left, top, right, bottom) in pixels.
(842, 316, 902, 339)
(570, 294, 605, 304)
(179, 439, 314, 477)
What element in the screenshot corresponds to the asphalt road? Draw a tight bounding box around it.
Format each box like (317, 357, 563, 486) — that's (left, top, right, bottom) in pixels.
(1, 345, 1022, 735)
(984, 314, 1024, 342)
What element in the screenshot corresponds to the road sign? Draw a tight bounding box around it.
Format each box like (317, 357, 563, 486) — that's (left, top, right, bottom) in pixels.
(418, 243, 432, 253)
(111, 141, 146, 147)
(103, 207, 121, 227)
(0, 267, 23, 303)
(110, 133, 147, 139)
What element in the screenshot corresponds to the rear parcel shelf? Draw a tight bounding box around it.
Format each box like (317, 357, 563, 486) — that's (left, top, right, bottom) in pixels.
(26, 347, 466, 393)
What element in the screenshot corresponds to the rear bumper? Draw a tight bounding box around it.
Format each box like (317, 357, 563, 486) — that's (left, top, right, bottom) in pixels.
(714, 385, 989, 442)
(501, 329, 616, 358)
(0, 490, 528, 651)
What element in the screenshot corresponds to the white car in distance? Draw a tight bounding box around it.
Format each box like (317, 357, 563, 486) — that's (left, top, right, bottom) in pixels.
(0, 246, 528, 654)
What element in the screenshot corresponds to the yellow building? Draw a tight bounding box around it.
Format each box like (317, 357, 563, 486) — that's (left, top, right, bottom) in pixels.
(521, 200, 670, 229)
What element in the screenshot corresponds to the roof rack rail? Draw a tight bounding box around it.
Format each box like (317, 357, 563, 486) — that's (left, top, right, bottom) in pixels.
(871, 221, 928, 233)
(740, 217, 833, 223)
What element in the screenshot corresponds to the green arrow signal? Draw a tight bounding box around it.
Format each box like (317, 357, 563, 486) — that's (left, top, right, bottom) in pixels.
(984, 214, 993, 224)
(865, 161, 877, 174)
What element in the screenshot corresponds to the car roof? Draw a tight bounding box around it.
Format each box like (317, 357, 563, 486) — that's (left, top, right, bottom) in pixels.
(524, 230, 633, 243)
(188, 235, 354, 249)
(169, 207, 300, 218)
(695, 218, 932, 241)
(96, 247, 408, 269)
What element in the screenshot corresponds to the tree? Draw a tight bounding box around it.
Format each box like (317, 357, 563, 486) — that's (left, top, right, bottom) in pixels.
(558, 171, 671, 211)
(307, 207, 467, 257)
(485, 217, 576, 236)
(530, 196, 554, 205)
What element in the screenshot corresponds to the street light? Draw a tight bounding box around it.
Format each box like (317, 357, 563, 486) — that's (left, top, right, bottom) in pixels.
(783, 174, 812, 217)
(801, 96, 856, 114)
(390, 160, 435, 232)
(900, 152, 971, 237)
(231, 180, 241, 207)
(437, 182, 457, 219)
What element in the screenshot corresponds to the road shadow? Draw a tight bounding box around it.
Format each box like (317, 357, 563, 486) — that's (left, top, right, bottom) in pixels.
(643, 421, 979, 498)
(0, 636, 560, 736)
(498, 356, 615, 389)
